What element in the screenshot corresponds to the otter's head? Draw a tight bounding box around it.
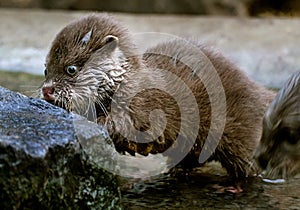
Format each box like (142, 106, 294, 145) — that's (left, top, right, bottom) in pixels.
(41, 14, 140, 118)
(255, 71, 300, 179)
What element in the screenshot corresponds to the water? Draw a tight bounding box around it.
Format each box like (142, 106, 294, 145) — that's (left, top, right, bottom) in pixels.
(120, 168, 300, 209)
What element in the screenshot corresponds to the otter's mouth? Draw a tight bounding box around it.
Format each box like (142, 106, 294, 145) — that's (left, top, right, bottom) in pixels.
(47, 99, 56, 107)
(42, 93, 73, 112)
(55, 99, 72, 112)
(42, 86, 74, 112)
(44, 98, 70, 112)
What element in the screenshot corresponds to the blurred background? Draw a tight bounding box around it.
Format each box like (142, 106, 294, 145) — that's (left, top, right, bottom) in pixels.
(1, 2, 300, 210)
(0, 0, 300, 16)
(0, 0, 300, 94)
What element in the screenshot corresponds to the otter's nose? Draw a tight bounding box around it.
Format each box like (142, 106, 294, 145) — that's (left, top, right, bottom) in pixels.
(42, 86, 55, 101)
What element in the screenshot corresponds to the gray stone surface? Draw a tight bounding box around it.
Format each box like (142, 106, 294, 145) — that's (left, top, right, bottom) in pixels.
(0, 8, 300, 88)
(0, 86, 122, 209)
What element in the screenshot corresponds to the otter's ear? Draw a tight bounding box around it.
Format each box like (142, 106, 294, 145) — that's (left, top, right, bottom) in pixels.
(81, 30, 92, 45)
(102, 35, 119, 52)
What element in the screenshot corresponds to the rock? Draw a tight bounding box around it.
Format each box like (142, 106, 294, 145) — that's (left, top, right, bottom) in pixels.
(0, 86, 122, 209)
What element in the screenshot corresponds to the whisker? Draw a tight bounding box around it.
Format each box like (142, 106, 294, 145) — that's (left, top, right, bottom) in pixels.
(96, 99, 109, 117)
(87, 98, 97, 122)
(95, 95, 108, 117)
(71, 93, 98, 122)
(72, 93, 84, 110)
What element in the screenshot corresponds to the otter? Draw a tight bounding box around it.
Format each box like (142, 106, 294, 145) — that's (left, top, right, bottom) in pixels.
(255, 71, 300, 179)
(41, 13, 275, 178)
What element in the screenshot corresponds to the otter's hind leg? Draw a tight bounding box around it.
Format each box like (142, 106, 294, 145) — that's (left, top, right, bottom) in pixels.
(213, 135, 258, 178)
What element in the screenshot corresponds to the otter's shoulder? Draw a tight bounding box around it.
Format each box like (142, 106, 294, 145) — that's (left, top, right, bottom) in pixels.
(142, 38, 252, 85)
(143, 38, 275, 105)
(143, 39, 238, 74)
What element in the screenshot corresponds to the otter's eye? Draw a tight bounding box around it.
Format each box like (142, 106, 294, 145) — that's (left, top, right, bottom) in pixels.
(44, 69, 47, 76)
(66, 65, 78, 76)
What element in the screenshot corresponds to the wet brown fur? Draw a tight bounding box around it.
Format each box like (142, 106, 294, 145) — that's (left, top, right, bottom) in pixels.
(42, 13, 275, 178)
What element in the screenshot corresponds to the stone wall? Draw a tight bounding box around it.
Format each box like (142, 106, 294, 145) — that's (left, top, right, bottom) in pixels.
(0, 0, 300, 16)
